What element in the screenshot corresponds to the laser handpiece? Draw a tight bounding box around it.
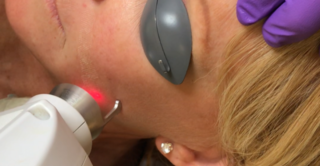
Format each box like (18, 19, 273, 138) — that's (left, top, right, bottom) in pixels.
(0, 83, 121, 166)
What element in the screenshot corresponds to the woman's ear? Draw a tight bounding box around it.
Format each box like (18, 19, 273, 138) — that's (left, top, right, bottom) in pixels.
(155, 136, 228, 166)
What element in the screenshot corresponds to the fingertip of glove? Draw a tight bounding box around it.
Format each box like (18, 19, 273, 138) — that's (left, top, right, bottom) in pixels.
(236, 3, 258, 25)
(262, 29, 285, 48)
(237, 13, 256, 25)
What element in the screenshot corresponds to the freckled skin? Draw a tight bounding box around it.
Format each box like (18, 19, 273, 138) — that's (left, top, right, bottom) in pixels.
(3, 0, 242, 165)
(0, 1, 57, 97)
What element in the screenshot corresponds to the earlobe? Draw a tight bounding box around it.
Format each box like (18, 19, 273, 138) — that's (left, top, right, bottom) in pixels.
(155, 136, 228, 166)
(155, 136, 196, 166)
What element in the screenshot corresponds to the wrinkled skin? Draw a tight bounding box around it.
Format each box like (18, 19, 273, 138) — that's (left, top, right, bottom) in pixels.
(0, 0, 57, 97)
(2, 0, 242, 165)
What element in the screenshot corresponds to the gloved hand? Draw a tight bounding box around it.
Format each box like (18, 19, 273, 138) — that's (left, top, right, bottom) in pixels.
(237, 0, 320, 48)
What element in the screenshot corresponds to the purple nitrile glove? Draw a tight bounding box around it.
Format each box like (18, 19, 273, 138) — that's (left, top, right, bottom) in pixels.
(237, 0, 320, 48)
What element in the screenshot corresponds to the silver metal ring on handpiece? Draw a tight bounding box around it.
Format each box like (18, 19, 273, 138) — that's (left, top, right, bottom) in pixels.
(50, 83, 122, 139)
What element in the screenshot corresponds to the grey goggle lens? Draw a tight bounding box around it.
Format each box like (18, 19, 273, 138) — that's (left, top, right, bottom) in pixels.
(140, 0, 192, 85)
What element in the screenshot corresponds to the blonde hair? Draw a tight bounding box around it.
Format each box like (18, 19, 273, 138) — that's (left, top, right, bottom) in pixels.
(218, 23, 320, 166)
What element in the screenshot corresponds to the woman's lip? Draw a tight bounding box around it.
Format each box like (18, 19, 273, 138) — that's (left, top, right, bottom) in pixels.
(45, 0, 64, 32)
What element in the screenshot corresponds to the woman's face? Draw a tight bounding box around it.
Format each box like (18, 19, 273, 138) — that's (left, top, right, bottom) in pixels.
(5, 0, 240, 152)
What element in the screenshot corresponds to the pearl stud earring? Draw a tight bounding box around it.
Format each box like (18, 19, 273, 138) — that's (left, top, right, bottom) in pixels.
(161, 142, 173, 154)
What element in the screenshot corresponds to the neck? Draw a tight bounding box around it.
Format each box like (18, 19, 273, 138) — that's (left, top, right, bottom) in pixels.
(89, 135, 147, 166)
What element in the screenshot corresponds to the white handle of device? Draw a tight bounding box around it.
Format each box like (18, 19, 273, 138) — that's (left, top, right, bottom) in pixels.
(0, 95, 93, 166)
